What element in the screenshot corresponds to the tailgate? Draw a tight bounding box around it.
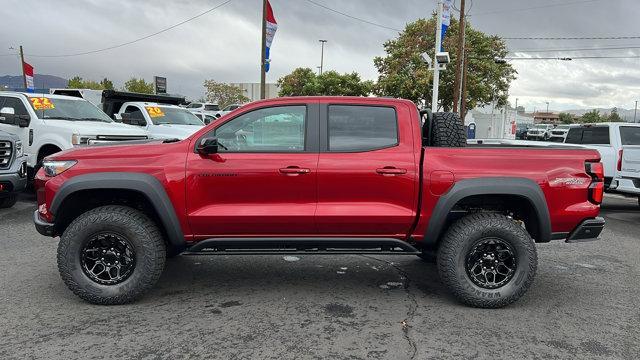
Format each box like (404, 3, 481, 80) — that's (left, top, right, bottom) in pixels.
(620, 145, 640, 178)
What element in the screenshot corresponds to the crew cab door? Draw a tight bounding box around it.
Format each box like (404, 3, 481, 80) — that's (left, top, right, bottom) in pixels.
(185, 101, 319, 238)
(316, 102, 418, 237)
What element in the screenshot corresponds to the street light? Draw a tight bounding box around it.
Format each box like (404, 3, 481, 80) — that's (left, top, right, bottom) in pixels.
(319, 40, 327, 75)
(545, 102, 549, 113)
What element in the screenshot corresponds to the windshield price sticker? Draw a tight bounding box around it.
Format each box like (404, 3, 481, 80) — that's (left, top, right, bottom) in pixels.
(30, 97, 55, 110)
(146, 106, 165, 118)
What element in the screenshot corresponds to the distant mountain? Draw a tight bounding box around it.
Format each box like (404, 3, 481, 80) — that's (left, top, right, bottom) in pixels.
(0, 74, 68, 90)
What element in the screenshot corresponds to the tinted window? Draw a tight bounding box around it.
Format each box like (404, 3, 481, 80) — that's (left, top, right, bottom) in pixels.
(214, 106, 306, 152)
(2, 97, 30, 117)
(204, 104, 220, 111)
(187, 103, 202, 109)
(328, 105, 398, 152)
(620, 126, 640, 145)
(565, 127, 610, 145)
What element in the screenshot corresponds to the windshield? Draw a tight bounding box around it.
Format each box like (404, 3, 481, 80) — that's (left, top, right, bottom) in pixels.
(557, 125, 571, 129)
(620, 126, 640, 145)
(533, 124, 549, 129)
(204, 104, 220, 111)
(29, 97, 112, 122)
(147, 107, 204, 126)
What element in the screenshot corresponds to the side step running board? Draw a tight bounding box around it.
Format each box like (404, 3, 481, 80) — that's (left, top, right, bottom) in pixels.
(183, 238, 421, 256)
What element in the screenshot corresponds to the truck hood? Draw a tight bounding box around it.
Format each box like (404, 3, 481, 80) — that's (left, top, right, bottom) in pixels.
(149, 124, 203, 140)
(50, 138, 183, 160)
(43, 119, 148, 137)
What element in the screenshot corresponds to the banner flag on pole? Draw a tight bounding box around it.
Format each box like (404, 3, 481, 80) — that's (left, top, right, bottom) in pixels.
(264, 0, 278, 73)
(440, 0, 453, 51)
(23, 61, 34, 92)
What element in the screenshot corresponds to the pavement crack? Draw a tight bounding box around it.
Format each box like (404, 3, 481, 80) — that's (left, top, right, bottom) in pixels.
(362, 255, 418, 359)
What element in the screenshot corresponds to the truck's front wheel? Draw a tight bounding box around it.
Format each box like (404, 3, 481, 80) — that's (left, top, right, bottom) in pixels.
(437, 213, 537, 308)
(57, 205, 166, 305)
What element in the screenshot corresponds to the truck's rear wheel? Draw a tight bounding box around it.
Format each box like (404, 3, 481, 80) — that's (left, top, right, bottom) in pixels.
(437, 213, 537, 308)
(431, 112, 467, 147)
(57, 205, 166, 305)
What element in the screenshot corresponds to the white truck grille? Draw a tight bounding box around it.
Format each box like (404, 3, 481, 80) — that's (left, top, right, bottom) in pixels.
(0, 141, 12, 169)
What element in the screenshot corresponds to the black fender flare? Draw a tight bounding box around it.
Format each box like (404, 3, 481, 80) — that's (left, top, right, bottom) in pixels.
(424, 177, 551, 245)
(50, 172, 185, 248)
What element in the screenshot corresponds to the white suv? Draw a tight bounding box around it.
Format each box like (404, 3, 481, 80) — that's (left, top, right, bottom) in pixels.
(0, 92, 148, 176)
(185, 102, 219, 115)
(116, 102, 204, 139)
(526, 124, 554, 141)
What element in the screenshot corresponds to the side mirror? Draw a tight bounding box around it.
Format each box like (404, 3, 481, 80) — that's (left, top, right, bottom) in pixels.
(196, 137, 221, 155)
(17, 115, 30, 127)
(0, 107, 29, 127)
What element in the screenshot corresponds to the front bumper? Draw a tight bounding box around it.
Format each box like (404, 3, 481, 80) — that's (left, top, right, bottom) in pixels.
(566, 217, 605, 243)
(0, 160, 28, 198)
(34, 210, 55, 237)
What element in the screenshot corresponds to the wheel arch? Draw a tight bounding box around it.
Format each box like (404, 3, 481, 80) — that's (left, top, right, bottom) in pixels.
(424, 177, 551, 246)
(50, 172, 185, 250)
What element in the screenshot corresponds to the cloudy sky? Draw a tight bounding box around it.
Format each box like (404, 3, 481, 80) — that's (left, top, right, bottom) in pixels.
(1, 0, 639, 111)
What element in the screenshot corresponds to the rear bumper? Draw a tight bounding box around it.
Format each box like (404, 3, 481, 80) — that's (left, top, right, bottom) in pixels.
(609, 178, 640, 195)
(566, 217, 605, 243)
(33, 210, 55, 237)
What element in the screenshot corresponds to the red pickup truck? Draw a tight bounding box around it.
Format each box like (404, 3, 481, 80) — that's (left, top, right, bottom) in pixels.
(34, 97, 605, 308)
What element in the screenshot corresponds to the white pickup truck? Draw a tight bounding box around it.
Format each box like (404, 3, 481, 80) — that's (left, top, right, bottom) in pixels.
(0, 92, 148, 177)
(565, 123, 640, 200)
(116, 102, 204, 139)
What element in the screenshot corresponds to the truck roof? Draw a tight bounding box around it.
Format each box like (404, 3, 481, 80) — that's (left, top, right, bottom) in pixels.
(0, 91, 87, 101)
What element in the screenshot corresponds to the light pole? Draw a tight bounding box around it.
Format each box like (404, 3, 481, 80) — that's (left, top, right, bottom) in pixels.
(634, 100, 638, 123)
(431, 1, 444, 112)
(545, 102, 549, 113)
(319, 40, 327, 75)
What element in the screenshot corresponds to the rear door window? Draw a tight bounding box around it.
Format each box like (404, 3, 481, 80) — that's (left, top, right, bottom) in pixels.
(328, 105, 398, 152)
(620, 126, 640, 145)
(565, 127, 610, 145)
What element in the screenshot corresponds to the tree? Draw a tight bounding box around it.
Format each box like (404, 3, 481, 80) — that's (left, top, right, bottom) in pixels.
(607, 107, 623, 122)
(100, 78, 114, 90)
(203, 80, 250, 109)
(67, 76, 113, 90)
(277, 67, 373, 97)
(559, 112, 575, 124)
(374, 16, 516, 115)
(581, 110, 602, 123)
(124, 77, 154, 94)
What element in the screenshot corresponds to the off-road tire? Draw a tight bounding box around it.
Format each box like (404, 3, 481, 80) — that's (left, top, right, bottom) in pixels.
(431, 112, 467, 147)
(0, 194, 18, 208)
(57, 205, 166, 305)
(437, 213, 537, 308)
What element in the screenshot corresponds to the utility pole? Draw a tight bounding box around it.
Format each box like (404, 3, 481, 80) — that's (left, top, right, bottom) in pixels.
(19, 46, 27, 90)
(431, 1, 443, 112)
(460, 49, 468, 120)
(319, 40, 327, 75)
(634, 100, 637, 123)
(546, 101, 549, 113)
(260, 0, 267, 100)
(452, 0, 466, 116)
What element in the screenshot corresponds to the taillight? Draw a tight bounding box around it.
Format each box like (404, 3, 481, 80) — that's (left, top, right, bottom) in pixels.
(589, 182, 604, 204)
(617, 149, 623, 171)
(586, 161, 604, 205)
(586, 162, 604, 181)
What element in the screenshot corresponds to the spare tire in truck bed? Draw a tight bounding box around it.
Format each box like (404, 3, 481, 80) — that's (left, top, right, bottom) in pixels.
(430, 112, 467, 147)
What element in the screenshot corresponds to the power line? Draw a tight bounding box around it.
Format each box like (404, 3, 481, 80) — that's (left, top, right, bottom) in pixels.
(504, 35, 640, 40)
(24, 0, 234, 58)
(303, 0, 402, 32)
(470, 0, 604, 17)
(511, 44, 640, 53)
(505, 55, 640, 60)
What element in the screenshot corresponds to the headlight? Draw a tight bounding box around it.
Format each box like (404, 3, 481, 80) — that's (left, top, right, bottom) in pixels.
(71, 133, 93, 146)
(14, 140, 23, 157)
(42, 160, 77, 177)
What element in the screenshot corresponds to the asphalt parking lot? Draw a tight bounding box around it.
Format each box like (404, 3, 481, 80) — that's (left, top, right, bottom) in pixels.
(0, 193, 638, 360)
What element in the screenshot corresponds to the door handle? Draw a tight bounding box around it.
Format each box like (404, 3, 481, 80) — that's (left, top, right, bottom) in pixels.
(376, 167, 407, 175)
(279, 167, 311, 175)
